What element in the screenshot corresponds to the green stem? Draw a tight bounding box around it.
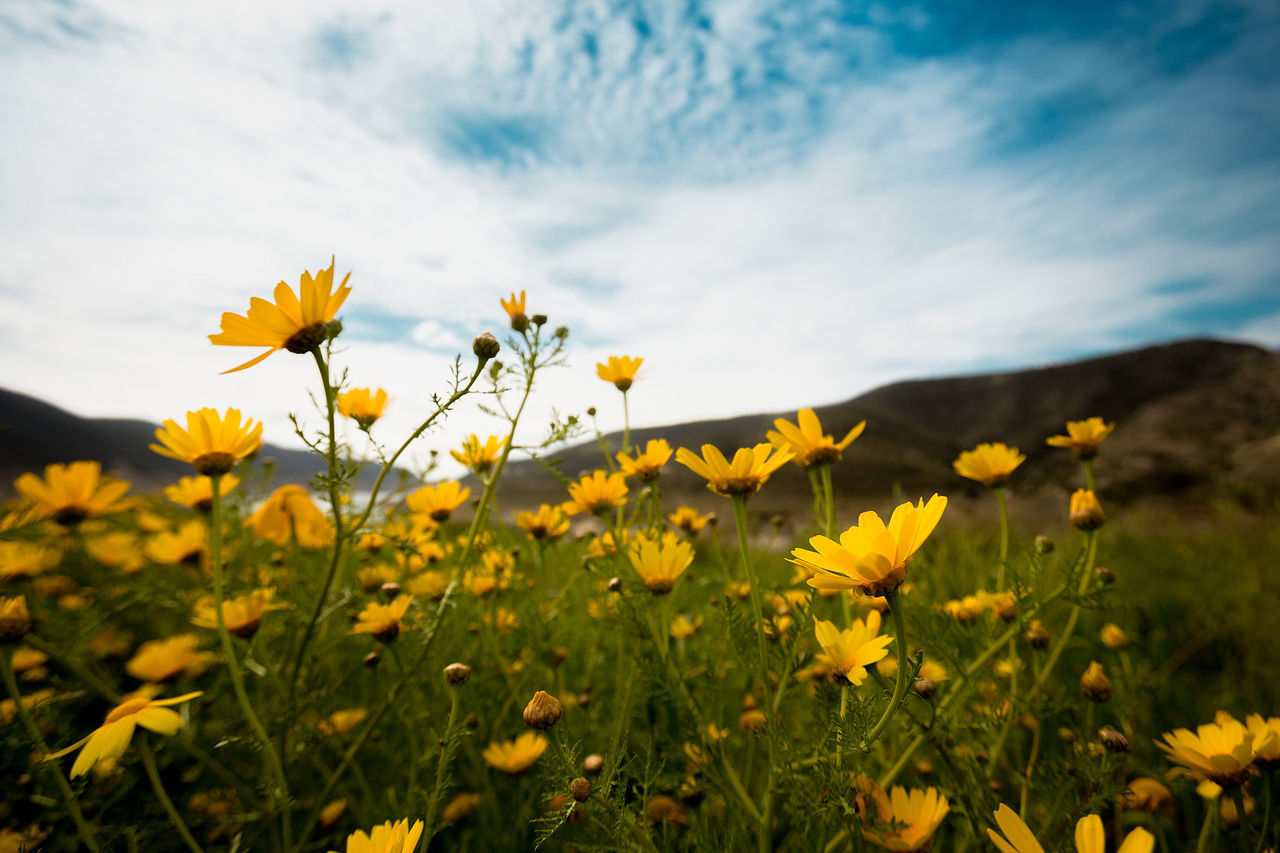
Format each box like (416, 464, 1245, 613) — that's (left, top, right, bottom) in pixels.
(138, 736, 205, 853)
(836, 685, 849, 770)
(862, 588, 909, 749)
(1255, 771, 1272, 853)
(819, 463, 837, 540)
(1084, 458, 1097, 492)
(210, 476, 292, 848)
(1231, 786, 1252, 852)
(423, 688, 462, 843)
(2, 648, 101, 852)
(995, 486, 1010, 589)
(1028, 531, 1098, 701)
(1197, 802, 1216, 853)
(622, 389, 631, 456)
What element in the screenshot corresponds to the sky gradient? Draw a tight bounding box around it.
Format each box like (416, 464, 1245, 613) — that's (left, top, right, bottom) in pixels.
(2, 0, 1278, 475)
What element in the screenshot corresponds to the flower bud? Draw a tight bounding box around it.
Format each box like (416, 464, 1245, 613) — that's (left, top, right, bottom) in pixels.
(531, 313, 548, 327)
(362, 651, 381, 668)
(1033, 534, 1054, 554)
(465, 712, 480, 730)
(319, 799, 348, 830)
(554, 326, 569, 339)
(913, 678, 938, 700)
(570, 777, 592, 802)
(0, 596, 31, 643)
(473, 332, 500, 361)
(1098, 726, 1129, 753)
(523, 690, 563, 729)
(1025, 619, 1050, 650)
(1094, 566, 1116, 584)
(444, 662, 471, 686)
(379, 581, 402, 599)
(586, 406, 597, 417)
(1080, 661, 1113, 702)
(1101, 623, 1129, 650)
(1069, 489, 1106, 530)
(1058, 727, 1077, 742)
(738, 708, 766, 733)
(583, 754, 604, 774)
(607, 576, 622, 592)
(551, 646, 569, 666)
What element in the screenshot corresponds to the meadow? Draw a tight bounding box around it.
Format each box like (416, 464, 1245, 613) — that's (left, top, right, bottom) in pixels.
(1, 263, 1277, 853)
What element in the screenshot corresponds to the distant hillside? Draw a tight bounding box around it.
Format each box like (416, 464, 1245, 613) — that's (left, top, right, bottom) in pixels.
(489, 339, 1280, 516)
(0, 389, 381, 496)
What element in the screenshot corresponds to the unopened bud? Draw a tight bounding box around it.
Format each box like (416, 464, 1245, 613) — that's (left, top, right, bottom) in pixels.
(362, 651, 381, 668)
(583, 754, 604, 774)
(1033, 534, 1055, 554)
(914, 678, 938, 700)
(0, 596, 31, 643)
(523, 690, 563, 729)
(465, 712, 480, 730)
(1094, 566, 1116, 584)
(551, 646, 569, 666)
(1080, 661, 1114, 702)
(473, 332, 500, 361)
(607, 576, 622, 592)
(1098, 726, 1129, 753)
(531, 313, 548, 327)
(1069, 489, 1106, 530)
(586, 406, 597, 417)
(554, 326, 569, 339)
(1058, 727, 1077, 742)
(444, 662, 471, 686)
(1101, 623, 1129, 649)
(380, 581, 402, 599)
(570, 777, 591, 802)
(1026, 619, 1050, 650)
(325, 319, 344, 341)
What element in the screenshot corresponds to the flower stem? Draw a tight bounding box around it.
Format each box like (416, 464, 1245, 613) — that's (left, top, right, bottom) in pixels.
(1197, 801, 1216, 853)
(862, 588, 909, 749)
(995, 486, 1010, 589)
(1231, 786, 1252, 852)
(137, 735, 205, 853)
(1, 648, 101, 852)
(422, 687, 462, 843)
(819, 463, 837, 540)
(622, 389, 631, 456)
(1028, 530, 1098, 701)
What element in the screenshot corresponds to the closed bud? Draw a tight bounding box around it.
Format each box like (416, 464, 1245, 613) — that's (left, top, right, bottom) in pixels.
(511, 313, 529, 333)
(1080, 661, 1114, 702)
(444, 662, 471, 686)
(586, 406, 597, 417)
(473, 332, 501, 361)
(465, 712, 480, 730)
(0, 596, 31, 643)
(523, 690, 563, 729)
(1101, 623, 1129, 649)
(738, 708, 767, 733)
(1034, 534, 1055, 554)
(362, 651, 381, 668)
(914, 678, 938, 700)
(607, 576, 622, 592)
(531, 313, 548, 327)
(1098, 726, 1129, 753)
(570, 777, 591, 802)
(1058, 727, 1077, 742)
(554, 325, 569, 339)
(379, 581, 402, 599)
(583, 754, 604, 774)
(551, 646, 570, 666)
(1069, 489, 1106, 530)
(1094, 566, 1116, 584)
(1026, 619, 1050, 650)
(325, 318, 344, 342)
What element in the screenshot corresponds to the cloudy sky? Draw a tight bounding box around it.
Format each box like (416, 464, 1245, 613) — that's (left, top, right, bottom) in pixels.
(2, 0, 1278, 474)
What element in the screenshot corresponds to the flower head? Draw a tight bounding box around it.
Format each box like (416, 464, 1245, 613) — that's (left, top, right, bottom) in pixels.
(767, 409, 865, 468)
(988, 804, 1153, 853)
(1157, 715, 1256, 787)
(483, 731, 547, 774)
(46, 691, 201, 778)
(813, 612, 892, 686)
(1101, 623, 1129, 650)
(628, 535, 694, 594)
(406, 481, 471, 522)
(523, 690, 563, 729)
(164, 474, 240, 511)
(1047, 417, 1116, 459)
(145, 520, 208, 566)
(14, 461, 130, 526)
(860, 784, 950, 851)
(952, 442, 1025, 487)
(245, 485, 331, 548)
(353, 595, 413, 642)
(617, 439, 673, 481)
(667, 506, 712, 535)
(1069, 489, 1106, 530)
(209, 258, 351, 373)
(327, 818, 423, 853)
(1246, 714, 1280, 768)
(563, 471, 629, 516)
(514, 504, 570, 541)
(0, 541, 61, 581)
(191, 588, 289, 638)
(451, 435, 506, 474)
(596, 355, 643, 391)
(151, 408, 263, 476)
(126, 633, 216, 683)
(0, 595, 32, 642)
(793, 495, 947, 596)
(337, 388, 389, 429)
(676, 443, 793, 498)
(501, 290, 528, 330)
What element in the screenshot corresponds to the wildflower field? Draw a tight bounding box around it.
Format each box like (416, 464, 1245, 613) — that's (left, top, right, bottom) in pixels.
(2, 262, 1278, 853)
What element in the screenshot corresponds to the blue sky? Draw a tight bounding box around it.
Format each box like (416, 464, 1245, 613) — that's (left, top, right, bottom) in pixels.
(1, 0, 1278, 473)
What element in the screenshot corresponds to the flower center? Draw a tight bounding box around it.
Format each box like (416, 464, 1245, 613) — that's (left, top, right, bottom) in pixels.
(285, 322, 328, 354)
(193, 452, 236, 477)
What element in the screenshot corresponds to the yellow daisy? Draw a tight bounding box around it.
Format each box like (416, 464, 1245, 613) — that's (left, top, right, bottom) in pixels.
(813, 612, 892, 686)
(150, 408, 263, 476)
(125, 633, 216, 683)
(1157, 715, 1256, 787)
(483, 731, 547, 775)
(667, 506, 712, 535)
(562, 470, 629, 516)
(1069, 489, 1106, 530)
(353, 595, 413, 642)
(327, 818, 423, 853)
(406, 481, 471, 522)
(514, 504, 571, 540)
(767, 408, 865, 468)
(952, 442, 1025, 487)
(988, 804, 1154, 853)
(1046, 417, 1115, 459)
(628, 534, 694, 594)
(245, 484, 331, 548)
(450, 434, 506, 474)
(675, 443, 793, 498)
(501, 290, 528, 330)
(145, 520, 208, 567)
(616, 438, 673, 481)
(49, 691, 201, 778)
(596, 355, 643, 391)
(191, 588, 289, 638)
(13, 461, 130, 526)
(163, 474, 240, 511)
(861, 784, 950, 851)
(337, 387, 389, 429)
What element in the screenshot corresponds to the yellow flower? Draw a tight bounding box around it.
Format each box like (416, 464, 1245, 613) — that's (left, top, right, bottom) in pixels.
(628, 535, 694, 594)
(0, 596, 31, 642)
(353, 595, 413, 642)
(667, 506, 712, 535)
(1157, 715, 1256, 787)
(209, 258, 351, 373)
(616, 439, 673, 481)
(877, 655, 948, 683)
(501, 290, 528, 330)
(126, 634, 215, 683)
(952, 442, 1025, 487)
(406, 481, 471, 522)
(860, 784, 950, 851)
(14, 461, 131, 526)
(563, 470, 629, 516)
(767, 409, 865, 468)
(0, 541, 61, 581)
(164, 474, 240, 511)
(942, 591, 995, 623)
(150, 408, 263, 476)
(1080, 661, 1113, 702)
(670, 614, 703, 640)
(1101, 623, 1130, 650)
(675, 443, 794, 498)
(1069, 489, 1106, 530)
(514, 504, 571, 540)
(485, 607, 520, 635)
(407, 570, 449, 598)
(1246, 714, 1280, 767)
(319, 798, 348, 829)
(46, 691, 201, 778)
(145, 520, 208, 567)
(245, 485, 331, 548)
(0, 826, 48, 852)
(1046, 417, 1116, 459)
(483, 731, 548, 774)
(327, 818, 423, 853)
(317, 708, 369, 736)
(191, 588, 289, 638)
(441, 792, 483, 823)
(596, 355, 643, 391)
(451, 434, 507, 474)
(1122, 778, 1173, 815)
(988, 805, 1153, 853)
(337, 387, 389, 429)
(814, 612, 892, 686)
(794, 495, 947, 596)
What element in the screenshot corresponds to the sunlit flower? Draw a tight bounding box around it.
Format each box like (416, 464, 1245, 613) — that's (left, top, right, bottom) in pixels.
(667, 506, 712, 535)
(952, 442, 1025, 487)
(794, 495, 947, 596)
(0, 541, 61, 581)
(676, 443, 794, 498)
(337, 387, 389, 429)
(1069, 489, 1106, 530)
(327, 818, 423, 853)
(628, 535, 694, 594)
(46, 691, 201, 778)
(353, 595, 413, 642)
(514, 504, 570, 540)
(596, 355, 643, 391)
(317, 708, 369, 737)
(0, 596, 31, 643)
(164, 474, 240, 511)
(1157, 715, 1255, 787)
(768, 409, 865, 468)
(501, 290, 528, 330)
(451, 434, 506, 474)
(988, 804, 1153, 853)
(191, 588, 289, 638)
(151, 408, 263, 476)
(617, 438, 674, 482)
(209, 258, 351, 373)
(563, 470, 629, 516)
(126, 633, 215, 683)
(483, 731, 547, 774)
(14, 461, 130, 526)
(406, 481, 471, 522)
(1046, 417, 1116, 459)
(860, 784, 950, 851)
(245, 484, 331, 548)
(145, 520, 208, 567)
(814, 612, 892, 686)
